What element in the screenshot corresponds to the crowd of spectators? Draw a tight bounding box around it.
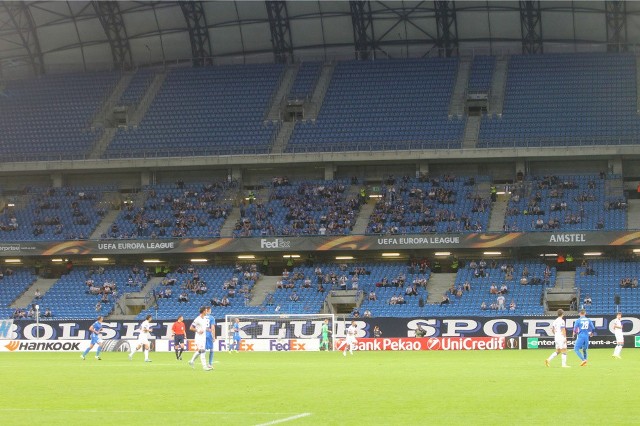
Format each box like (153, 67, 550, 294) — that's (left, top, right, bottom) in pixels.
(233, 179, 361, 237)
(368, 174, 490, 235)
(106, 179, 234, 239)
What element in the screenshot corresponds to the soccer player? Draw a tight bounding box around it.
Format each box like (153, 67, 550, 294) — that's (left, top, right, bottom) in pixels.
(342, 320, 357, 356)
(189, 307, 212, 370)
(611, 312, 624, 359)
(573, 309, 595, 366)
(172, 315, 187, 360)
(319, 318, 332, 351)
(545, 309, 569, 368)
(205, 306, 216, 368)
(229, 317, 241, 352)
(129, 314, 153, 362)
(81, 315, 104, 360)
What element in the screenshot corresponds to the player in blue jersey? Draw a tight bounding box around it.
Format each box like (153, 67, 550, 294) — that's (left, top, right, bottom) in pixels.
(81, 316, 105, 360)
(229, 317, 241, 352)
(205, 306, 216, 368)
(573, 309, 595, 366)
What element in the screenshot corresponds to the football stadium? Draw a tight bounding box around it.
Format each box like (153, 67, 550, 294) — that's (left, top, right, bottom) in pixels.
(1, 1, 640, 424)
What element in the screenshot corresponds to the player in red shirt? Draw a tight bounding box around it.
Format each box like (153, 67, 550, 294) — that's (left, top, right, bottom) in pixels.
(172, 315, 187, 360)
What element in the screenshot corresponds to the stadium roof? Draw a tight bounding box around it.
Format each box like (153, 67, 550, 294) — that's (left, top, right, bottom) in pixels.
(1, 0, 640, 79)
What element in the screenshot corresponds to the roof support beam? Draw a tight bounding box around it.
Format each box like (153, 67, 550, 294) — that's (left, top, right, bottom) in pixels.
(265, 0, 293, 64)
(93, 1, 133, 70)
(179, 1, 213, 67)
(0, 1, 44, 75)
(519, 0, 543, 54)
(434, 1, 458, 58)
(350, 0, 376, 60)
(606, 1, 627, 52)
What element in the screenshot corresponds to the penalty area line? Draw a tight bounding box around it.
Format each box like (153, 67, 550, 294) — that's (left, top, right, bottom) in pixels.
(255, 412, 312, 426)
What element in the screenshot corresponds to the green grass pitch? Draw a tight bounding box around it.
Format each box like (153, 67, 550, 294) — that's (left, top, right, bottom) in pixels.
(0, 348, 637, 425)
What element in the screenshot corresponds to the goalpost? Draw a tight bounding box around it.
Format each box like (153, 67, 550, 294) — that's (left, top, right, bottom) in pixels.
(223, 313, 336, 352)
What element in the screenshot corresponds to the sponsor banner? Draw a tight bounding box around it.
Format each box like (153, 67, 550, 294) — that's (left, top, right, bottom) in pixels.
(348, 337, 504, 351)
(1, 339, 151, 352)
(526, 336, 626, 349)
(4, 230, 640, 256)
(6, 315, 640, 340)
(155, 338, 318, 352)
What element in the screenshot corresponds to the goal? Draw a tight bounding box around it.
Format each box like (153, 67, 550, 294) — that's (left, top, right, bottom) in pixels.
(224, 313, 336, 352)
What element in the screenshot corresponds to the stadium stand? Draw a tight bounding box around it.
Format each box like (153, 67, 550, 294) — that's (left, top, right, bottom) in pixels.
(0, 72, 119, 161)
(0, 186, 112, 241)
(504, 174, 626, 232)
(118, 68, 156, 107)
(478, 53, 639, 147)
(367, 175, 491, 234)
(575, 259, 640, 315)
(31, 265, 143, 320)
(287, 58, 465, 152)
(288, 62, 322, 99)
(467, 55, 495, 93)
(105, 64, 284, 157)
(233, 179, 360, 237)
(137, 264, 263, 320)
(106, 180, 235, 239)
(446, 260, 554, 317)
(1, 268, 37, 320)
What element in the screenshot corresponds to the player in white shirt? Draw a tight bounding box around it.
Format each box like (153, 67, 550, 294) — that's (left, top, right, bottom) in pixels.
(611, 312, 624, 359)
(188, 307, 212, 371)
(129, 314, 153, 362)
(545, 309, 570, 368)
(340, 320, 358, 356)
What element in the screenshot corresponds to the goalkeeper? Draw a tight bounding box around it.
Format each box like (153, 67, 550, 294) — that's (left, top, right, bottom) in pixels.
(319, 318, 332, 351)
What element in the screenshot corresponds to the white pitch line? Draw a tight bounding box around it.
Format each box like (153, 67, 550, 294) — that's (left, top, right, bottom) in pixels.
(255, 413, 312, 426)
(0, 408, 301, 416)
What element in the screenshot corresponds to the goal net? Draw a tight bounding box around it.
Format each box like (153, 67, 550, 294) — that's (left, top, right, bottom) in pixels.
(223, 313, 336, 352)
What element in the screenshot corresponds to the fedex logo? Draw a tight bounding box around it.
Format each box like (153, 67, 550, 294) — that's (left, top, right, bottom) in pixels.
(269, 339, 306, 351)
(260, 238, 291, 249)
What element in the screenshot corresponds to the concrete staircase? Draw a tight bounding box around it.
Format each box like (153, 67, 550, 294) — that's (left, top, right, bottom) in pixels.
(489, 57, 509, 117)
(627, 199, 640, 229)
(426, 273, 456, 303)
(90, 209, 121, 239)
(11, 278, 58, 309)
(270, 121, 295, 154)
(351, 199, 376, 235)
(554, 271, 576, 291)
(109, 276, 164, 319)
(91, 72, 135, 128)
(248, 276, 280, 306)
(488, 198, 508, 232)
(462, 115, 481, 149)
(219, 202, 242, 237)
(448, 58, 471, 118)
(129, 72, 167, 126)
(88, 127, 116, 159)
(265, 64, 299, 121)
(306, 63, 335, 120)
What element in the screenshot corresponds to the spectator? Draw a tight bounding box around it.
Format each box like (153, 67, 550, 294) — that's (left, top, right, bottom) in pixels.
(179, 292, 189, 303)
(43, 307, 52, 318)
(497, 294, 506, 310)
(34, 289, 42, 300)
(583, 295, 592, 306)
(481, 301, 487, 310)
(373, 325, 383, 338)
(509, 300, 516, 311)
(368, 291, 377, 301)
(440, 294, 450, 306)
(289, 291, 299, 302)
(363, 310, 371, 318)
